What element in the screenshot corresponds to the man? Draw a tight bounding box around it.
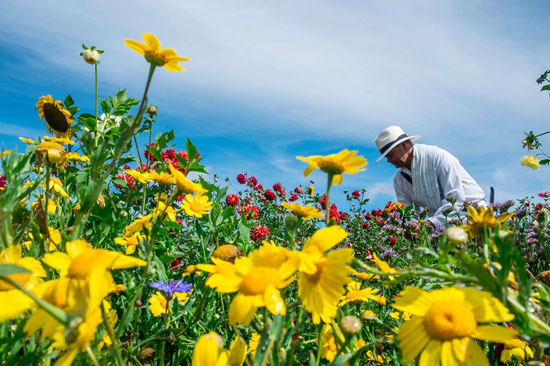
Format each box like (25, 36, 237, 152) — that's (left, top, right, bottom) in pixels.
(375, 125, 486, 228)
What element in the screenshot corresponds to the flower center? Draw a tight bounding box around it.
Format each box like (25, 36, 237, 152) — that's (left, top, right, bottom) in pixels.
(144, 51, 167, 66)
(239, 267, 281, 295)
(318, 160, 344, 175)
(68, 252, 97, 279)
(190, 202, 204, 213)
(424, 300, 477, 340)
(43, 102, 70, 133)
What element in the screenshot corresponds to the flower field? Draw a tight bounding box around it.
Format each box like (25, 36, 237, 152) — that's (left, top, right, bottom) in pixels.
(1, 33, 550, 366)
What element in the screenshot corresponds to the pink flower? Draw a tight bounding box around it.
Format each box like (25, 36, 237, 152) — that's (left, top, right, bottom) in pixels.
(250, 225, 270, 242)
(225, 194, 240, 207)
(264, 189, 277, 201)
(237, 173, 247, 184)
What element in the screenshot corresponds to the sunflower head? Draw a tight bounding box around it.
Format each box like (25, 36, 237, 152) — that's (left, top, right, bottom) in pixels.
(35, 95, 74, 137)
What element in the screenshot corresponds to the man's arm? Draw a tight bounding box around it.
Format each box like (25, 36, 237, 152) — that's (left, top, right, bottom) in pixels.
(427, 151, 467, 227)
(394, 172, 414, 206)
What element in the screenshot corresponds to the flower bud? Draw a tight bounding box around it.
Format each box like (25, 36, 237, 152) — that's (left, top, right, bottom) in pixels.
(444, 226, 468, 245)
(340, 315, 362, 335)
(212, 244, 240, 262)
(147, 105, 157, 116)
(82, 49, 100, 65)
(139, 348, 155, 361)
(285, 214, 299, 234)
(97, 194, 105, 208)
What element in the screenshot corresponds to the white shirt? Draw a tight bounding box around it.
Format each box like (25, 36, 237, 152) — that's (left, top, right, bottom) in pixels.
(393, 145, 486, 227)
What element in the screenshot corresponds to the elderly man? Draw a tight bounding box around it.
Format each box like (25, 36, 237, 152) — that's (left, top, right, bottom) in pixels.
(375, 125, 486, 228)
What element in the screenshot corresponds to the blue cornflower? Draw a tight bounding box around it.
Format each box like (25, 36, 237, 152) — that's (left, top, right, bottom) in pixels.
(150, 279, 192, 297)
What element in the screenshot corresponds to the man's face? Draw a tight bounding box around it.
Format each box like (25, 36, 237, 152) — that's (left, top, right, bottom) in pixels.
(385, 143, 409, 168)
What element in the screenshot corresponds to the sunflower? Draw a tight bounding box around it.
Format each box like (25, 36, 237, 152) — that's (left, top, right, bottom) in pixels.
(35, 95, 74, 137)
(198, 242, 296, 325)
(0, 244, 46, 322)
(297, 149, 367, 185)
(182, 193, 213, 218)
(393, 286, 517, 366)
(297, 226, 354, 324)
(124, 33, 190, 72)
(339, 281, 379, 306)
(461, 206, 514, 238)
(282, 202, 323, 220)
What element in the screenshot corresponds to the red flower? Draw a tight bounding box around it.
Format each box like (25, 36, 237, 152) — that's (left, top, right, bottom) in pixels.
(352, 190, 361, 198)
(289, 194, 299, 202)
(364, 213, 371, 220)
(339, 212, 349, 220)
(329, 204, 339, 224)
(264, 189, 277, 201)
(237, 173, 247, 184)
(144, 143, 157, 162)
(169, 257, 183, 270)
(319, 195, 327, 210)
(237, 204, 260, 220)
(114, 172, 136, 190)
(225, 194, 240, 207)
(294, 187, 303, 194)
(273, 183, 284, 194)
(255, 184, 264, 192)
(247, 176, 258, 187)
(250, 225, 270, 242)
(389, 236, 396, 246)
(362, 222, 370, 230)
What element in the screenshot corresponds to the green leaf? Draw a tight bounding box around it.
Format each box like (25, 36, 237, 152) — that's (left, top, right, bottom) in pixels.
(186, 138, 199, 162)
(154, 130, 175, 151)
(541, 85, 550, 91)
(64, 94, 75, 108)
(0, 264, 31, 277)
(333, 354, 353, 366)
(100, 99, 111, 114)
(539, 159, 550, 165)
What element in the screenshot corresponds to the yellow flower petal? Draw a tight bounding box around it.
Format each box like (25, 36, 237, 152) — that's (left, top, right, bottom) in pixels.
(398, 316, 430, 361)
(419, 339, 442, 366)
(440, 341, 459, 366)
(471, 325, 517, 343)
(464, 337, 489, 366)
(264, 284, 285, 316)
(393, 286, 432, 315)
(229, 293, 257, 326)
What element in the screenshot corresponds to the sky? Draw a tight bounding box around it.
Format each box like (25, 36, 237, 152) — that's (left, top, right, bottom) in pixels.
(1, 0, 549, 210)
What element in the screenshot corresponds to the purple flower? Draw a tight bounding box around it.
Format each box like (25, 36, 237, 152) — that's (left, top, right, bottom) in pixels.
(0, 175, 6, 190)
(150, 279, 192, 297)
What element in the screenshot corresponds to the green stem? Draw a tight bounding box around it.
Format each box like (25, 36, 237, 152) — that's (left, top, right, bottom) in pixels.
(95, 63, 98, 123)
(71, 64, 156, 240)
(159, 299, 170, 366)
(101, 302, 124, 366)
(315, 324, 323, 366)
(286, 309, 303, 366)
(87, 347, 101, 366)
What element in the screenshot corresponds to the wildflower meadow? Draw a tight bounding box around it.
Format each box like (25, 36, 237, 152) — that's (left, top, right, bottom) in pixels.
(1, 33, 550, 366)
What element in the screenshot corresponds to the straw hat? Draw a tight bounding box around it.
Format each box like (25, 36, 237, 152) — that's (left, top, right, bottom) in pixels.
(375, 126, 420, 163)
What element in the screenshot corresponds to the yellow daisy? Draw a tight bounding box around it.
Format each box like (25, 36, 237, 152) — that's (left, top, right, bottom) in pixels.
(500, 338, 534, 363)
(296, 226, 354, 324)
(19, 137, 34, 144)
(35, 141, 66, 165)
(114, 232, 146, 255)
(248, 332, 261, 360)
(149, 170, 174, 185)
(191, 332, 246, 366)
(296, 149, 367, 185)
(148, 291, 170, 317)
(462, 206, 514, 238)
(199, 242, 296, 325)
(281, 202, 323, 220)
(0, 244, 46, 322)
(169, 164, 207, 194)
(31, 198, 57, 215)
(35, 95, 74, 137)
(339, 281, 379, 306)
(98, 300, 117, 349)
(320, 324, 365, 362)
(43, 136, 75, 145)
(124, 214, 153, 237)
(124, 33, 190, 72)
(182, 193, 213, 218)
(394, 286, 517, 366)
(124, 169, 154, 184)
(520, 155, 540, 170)
(372, 252, 396, 281)
(65, 152, 90, 163)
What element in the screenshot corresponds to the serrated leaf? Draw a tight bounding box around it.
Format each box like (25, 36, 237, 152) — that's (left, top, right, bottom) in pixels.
(100, 99, 111, 114)
(0, 263, 31, 277)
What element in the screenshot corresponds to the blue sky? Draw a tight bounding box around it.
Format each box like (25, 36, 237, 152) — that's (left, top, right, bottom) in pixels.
(1, 1, 549, 210)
